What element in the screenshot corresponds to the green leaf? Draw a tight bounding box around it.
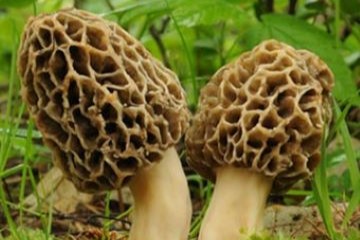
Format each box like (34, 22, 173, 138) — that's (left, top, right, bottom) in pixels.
(0, 12, 26, 52)
(224, 0, 253, 4)
(0, 0, 34, 8)
(340, 0, 360, 17)
(305, 0, 327, 11)
(311, 124, 338, 239)
(245, 14, 358, 104)
(173, 0, 248, 27)
(334, 103, 360, 227)
(107, 0, 248, 27)
(345, 51, 360, 66)
(37, 0, 74, 13)
(103, 0, 169, 26)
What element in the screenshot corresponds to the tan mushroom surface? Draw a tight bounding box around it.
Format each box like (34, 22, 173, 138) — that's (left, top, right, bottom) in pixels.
(18, 8, 189, 192)
(185, 39, 334, 240)
(186, 39, 333, 191)
(18, 8, 192, 240)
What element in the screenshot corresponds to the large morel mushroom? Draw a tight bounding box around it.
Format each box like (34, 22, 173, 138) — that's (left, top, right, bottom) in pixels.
(186, 40, 334, 240)
(18, 8, 191, 240)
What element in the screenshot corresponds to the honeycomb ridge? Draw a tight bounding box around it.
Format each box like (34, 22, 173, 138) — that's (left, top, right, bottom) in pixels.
(18, 8, 189, 192)
(186, 40, 334, 192)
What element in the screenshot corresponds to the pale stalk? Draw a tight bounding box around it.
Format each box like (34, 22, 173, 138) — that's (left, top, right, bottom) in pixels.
(199, 166, 273, 240)
(128, 147, 192, 240)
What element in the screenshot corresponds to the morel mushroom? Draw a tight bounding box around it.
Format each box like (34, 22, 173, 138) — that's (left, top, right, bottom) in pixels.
(186, 40, 334, 240)
(18, 8, 191, 240)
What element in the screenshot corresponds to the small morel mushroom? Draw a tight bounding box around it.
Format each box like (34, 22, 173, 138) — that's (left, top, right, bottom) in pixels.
(18, 8, 191, 240)
(185, 40, 334, 240)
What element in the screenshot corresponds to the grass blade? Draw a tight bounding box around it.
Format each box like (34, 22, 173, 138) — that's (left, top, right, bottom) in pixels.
(163, 0, 198, 107)
(311, 124, 337, 239)
(334, 103, 360, 228)
(0, 19, 22, 240)
(19, 120, 34, 224)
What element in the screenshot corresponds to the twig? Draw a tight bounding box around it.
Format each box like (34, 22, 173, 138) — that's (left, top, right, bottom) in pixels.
(288, 0, 297, 15)
(218, 22, 227, 66)
(266, 0, 274, 12)
(322, 13, 332, 34)
(256, 0, 274, 18)
(117, 189, 125, 212)
(340, 25, 352, 41)
(73, 0, 83, 9)
(1, 179, 14, 203)
(105, 0, 115, 11)
(5, 202, 131, 224)
(149, 17, 171, 68)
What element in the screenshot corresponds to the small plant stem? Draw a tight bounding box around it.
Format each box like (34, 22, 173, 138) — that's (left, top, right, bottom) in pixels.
(149, 17, 171, 68)
(312, 123, 337, 239)
(105, 0, 115, 10)
(288, 0, 297, 15)
(334, 103, 360, 229)
(117, 189, 125, 212)
(32, 0, 37, 15)
(102, 191, 111, 240)
(258, 0, 274, 13)
(45, 187, 54, 240)
(164, 0, 198, 106)
(218, 22, 226, 66)
(334, 0, 341, 47)
(199, 166, 272, 240)
(19, 120, 34, 224)
(266, 0, 274, 12)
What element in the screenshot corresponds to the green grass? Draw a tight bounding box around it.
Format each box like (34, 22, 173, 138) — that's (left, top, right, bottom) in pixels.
(164, 0, 198, 108)
(102, 191, 112, 240)
(19, 120, 34, 224)
(0, 0, 359, 239)
(312, 122, 338, 239)
(0, 18, 23, 240)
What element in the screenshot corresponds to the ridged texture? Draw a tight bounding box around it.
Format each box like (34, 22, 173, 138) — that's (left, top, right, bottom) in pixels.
(186, 40, 334, 192)
(18, 8, 189, 192)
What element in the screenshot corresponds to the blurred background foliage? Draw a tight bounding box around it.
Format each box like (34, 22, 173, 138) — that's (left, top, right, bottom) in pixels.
(0, 0, 359, 239)
(0, 0, 359, 107)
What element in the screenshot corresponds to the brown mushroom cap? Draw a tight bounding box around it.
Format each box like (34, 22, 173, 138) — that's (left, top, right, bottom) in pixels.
(18, 8, 189, 192)
(185, 40, 334, 192)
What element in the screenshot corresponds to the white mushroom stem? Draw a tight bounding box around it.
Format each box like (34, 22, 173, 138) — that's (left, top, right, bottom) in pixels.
(128, 147, 192, 240)
(199, 166, 273, 240)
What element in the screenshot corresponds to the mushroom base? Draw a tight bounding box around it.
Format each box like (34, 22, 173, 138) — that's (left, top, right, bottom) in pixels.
(199, 166, 273, 240)
(128, 147, 192, 240)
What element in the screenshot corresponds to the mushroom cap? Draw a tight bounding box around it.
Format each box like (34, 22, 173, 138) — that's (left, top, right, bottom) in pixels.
(185, 40, 334, 192)
(18, 8, 189, 192)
